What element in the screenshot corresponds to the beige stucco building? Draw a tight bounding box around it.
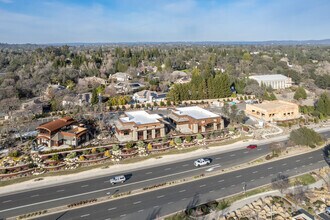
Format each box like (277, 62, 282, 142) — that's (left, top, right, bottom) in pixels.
(115, 111, 165, 142)
(245, 100, 300, 122)
(168, 106, 224, 134)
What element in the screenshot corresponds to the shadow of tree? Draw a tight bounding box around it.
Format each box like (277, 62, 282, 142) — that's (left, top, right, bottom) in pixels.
(146, 206, 162, 220)
(185, 193, 201, 215)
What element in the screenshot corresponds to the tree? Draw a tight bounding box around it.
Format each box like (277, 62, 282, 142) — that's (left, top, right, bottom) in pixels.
(51, 154, 60, 161)
(293, 87, 307, 100)
(271, 174, 290, 194)
(174, 137, 182, 145)
(315, 92, 330, 117)
(104, 150, 111, 158)
(91, 88, 98, 105)
(289, 127, 323, 148)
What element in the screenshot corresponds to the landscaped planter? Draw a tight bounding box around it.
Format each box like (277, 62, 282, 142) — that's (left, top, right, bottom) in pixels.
(76, 157, 110, 165)
(119, 150, 138, 158)
(0, 168, 35, 180)
(149, 146, 173, 152)
(43, 163, 66, 171)
(83, 152, 104, 159)
(0, 163, 31, 171)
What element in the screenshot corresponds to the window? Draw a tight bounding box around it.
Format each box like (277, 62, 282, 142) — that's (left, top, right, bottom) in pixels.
(123, 130, 129, 135)
(252, 109, 255, 113)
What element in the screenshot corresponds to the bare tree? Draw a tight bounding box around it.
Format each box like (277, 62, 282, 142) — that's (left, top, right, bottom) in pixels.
(271, 174, 290, 194)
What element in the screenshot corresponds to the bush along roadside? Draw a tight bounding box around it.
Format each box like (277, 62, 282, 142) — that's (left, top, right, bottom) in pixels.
(17, 210, 48, 219)
(67, 198, 97, 208)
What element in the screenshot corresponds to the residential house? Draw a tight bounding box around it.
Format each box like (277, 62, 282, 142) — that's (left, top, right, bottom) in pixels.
(168, 106, 224, 134)
(245, 100, 300, 122)
(114, 82, 145, 94)
(115, 111, 165, 142)
(36, 117, 89, 147)
(133, 90, 166, 103)
(62, 92, 92, 107)
(109, 72, 132, 82)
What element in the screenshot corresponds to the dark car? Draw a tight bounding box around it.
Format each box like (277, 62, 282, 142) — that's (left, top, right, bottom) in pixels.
(247, 144, 257, 149)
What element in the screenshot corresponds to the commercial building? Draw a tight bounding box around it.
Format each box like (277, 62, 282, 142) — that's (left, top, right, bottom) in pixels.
(245, 100, 300, 122)
(249, 74, 292, 89)
(36, 117, 88, 147)
(168, 106, 224, 134)
(115, 111, 165, 142)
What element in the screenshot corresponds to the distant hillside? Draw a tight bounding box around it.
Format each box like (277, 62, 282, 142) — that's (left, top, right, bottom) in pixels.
(1, 39, 330, 48)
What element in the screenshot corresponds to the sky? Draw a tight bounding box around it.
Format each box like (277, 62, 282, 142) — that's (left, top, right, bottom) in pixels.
(0, 0, 329, 44)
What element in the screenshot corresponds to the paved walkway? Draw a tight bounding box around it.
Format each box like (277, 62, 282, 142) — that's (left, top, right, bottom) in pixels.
(0, 127, 329, 195)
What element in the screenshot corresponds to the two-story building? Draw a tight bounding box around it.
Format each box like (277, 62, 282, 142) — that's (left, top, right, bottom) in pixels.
(36, 117, 88, 148)
(115, 111, 165, 142)
(168, 106, 224, 134)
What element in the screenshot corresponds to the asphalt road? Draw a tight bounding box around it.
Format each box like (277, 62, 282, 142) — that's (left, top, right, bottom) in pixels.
(319, 212, 330, 220)
(36, 147, 328, 220)
(0, 130, 329, 219)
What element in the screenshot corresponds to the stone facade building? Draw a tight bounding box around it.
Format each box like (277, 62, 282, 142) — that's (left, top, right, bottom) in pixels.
(168, 106, 224, 134)
(249, 74, 292, 89)
(36, 117, 88, 147)
(115, 111, 165, 142)
(245, 100, 300, 122)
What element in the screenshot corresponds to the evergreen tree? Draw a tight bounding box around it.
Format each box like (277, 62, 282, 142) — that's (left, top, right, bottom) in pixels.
(294, 87, 307, 100)
(91, 88, 98, 105)
(315, 92, 330, 116)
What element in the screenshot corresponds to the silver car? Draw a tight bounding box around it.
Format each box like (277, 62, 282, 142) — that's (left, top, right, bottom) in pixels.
(110, 175, 126, 185)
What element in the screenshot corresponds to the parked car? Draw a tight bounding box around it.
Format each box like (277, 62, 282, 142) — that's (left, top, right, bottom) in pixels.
(194, 158, 211, 167)
(110, 175, 126, 185)
(247, 144, 257, 149)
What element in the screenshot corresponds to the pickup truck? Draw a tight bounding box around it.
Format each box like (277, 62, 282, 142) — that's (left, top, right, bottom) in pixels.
(194, 158, 211, 167)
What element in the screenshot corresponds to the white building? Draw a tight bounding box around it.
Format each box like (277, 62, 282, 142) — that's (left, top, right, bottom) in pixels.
(109, 72, 132, 82)
(249, 74, 292, 89)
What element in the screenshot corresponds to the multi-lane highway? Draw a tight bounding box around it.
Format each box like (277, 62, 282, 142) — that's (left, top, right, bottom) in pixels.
(0, 130, 329, 219)
(37, 148, 328, 220)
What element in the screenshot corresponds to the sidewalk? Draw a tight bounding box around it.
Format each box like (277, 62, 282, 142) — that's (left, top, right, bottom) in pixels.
(0, 126, 329, 195)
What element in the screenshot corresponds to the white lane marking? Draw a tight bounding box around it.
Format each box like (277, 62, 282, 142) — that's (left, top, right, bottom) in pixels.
(81, 185, 89, 188)
(231, 184, 235, 187)
(236, 175, 242, 178)
(252, 171, 258, 174)
(120, 214, 126, 217)
(56, 189, 65, 192)
(179, 190, 186, 193)
(308, 156, 313, 159)
(230, 154, 236, 157)
(257, 148, 262, 151)
(282, 163, 287, 166)
(215, 157, 221, 160)
(138, 209, 144, 212)
(153, 206, 159, 208)
(2, 200, 12, 203)
(243, 151, 249, 154)
(104, 218, 111, 220)
(30, 194, 39, 198)
(133, 201, 141, 205)
(108, 207, 117, 211)
(200, 184, 206, 188)
(269, 174, 273, 176)
(168, 202, 174, 205)
(268, 167, 273, 170)
(182, 198, 187, 201)
(294, 167, 298, 170)
(209, 190, 215, 193)
(318, 160, 323, 163)
(251, 179, 255, 182)
(286, 169, 290, 172)
(157, 195, 165, 198)
(182, 164, 189, 167)
(164, 168, 171, 171)
(260, 176, 264, 179)
(104, 181, 108, 183)
(81, 214, 90, 218)
(302, 165, 306, 168)
(146, 172, 153, 174)
(296, 160, 300, 162)
(221, 187, 225, 190)
(309, 163, 313, 165)
(218, 180, 224, 183)
(0, 163, 237, 213)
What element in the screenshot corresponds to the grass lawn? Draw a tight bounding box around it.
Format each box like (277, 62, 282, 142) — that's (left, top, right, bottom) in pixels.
(291, 173, 316, 185)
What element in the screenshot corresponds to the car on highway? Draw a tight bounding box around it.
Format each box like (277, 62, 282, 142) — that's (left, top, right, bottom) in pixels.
(110, 175, 126, 185)
(247, 144, 257, 149)
(194, 158, 211, 167)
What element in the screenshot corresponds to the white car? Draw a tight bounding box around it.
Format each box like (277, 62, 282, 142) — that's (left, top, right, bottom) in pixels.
(110, 175, 126, 185)
(194, 158, 211, 167)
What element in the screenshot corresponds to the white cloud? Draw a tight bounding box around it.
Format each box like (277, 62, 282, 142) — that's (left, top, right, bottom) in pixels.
(0, 0, 13, 3)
